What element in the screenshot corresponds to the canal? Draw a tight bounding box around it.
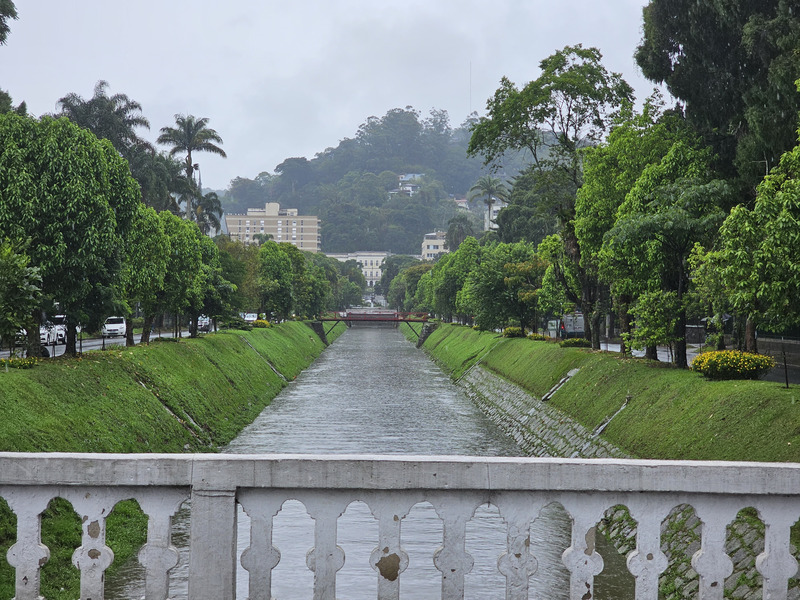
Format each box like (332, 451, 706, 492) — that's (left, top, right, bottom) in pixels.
(107, 326, 633, 599)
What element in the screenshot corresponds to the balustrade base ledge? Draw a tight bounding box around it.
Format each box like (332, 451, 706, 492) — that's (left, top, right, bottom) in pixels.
(1, 453, 799, 496)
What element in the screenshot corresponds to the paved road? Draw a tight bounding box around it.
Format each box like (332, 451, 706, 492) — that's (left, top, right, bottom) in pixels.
(0, 330, 177, 359)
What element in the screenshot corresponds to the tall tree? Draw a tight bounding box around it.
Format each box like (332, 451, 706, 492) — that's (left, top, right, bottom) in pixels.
(0, 0, 17, 45)
(468, 175, 509, 230)
(157, 114, 227, 219)
(0, 114, 140, 355)
(468, 45, 633, 346)
(714, 127, 800, 348)
(57, 81, 152, 157)
(635, 0, 800, 191)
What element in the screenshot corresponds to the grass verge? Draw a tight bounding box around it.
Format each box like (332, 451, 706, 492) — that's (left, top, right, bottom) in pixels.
(0, 321, 344, 600)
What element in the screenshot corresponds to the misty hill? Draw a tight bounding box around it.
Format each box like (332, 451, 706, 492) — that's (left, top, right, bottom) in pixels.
(220, 107, 529, 254)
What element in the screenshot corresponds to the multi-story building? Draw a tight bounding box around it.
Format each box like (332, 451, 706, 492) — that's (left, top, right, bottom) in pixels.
(224, 203, 320, 252)
(327, 251, 389, 288)
(421, 231, 448, 261)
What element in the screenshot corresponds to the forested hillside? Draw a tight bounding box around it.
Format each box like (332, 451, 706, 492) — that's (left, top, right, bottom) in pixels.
(220, 107, 529, 254)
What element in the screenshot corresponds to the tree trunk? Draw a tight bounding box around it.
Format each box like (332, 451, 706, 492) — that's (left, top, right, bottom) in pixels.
(674, 307, 688, 368)
(590, 309, 602, 349)
(745, 316, 757, 353)
(141, 314, 154, 344)
(125, 316, 135, 347)
(65, 322, 78, 357)
(645, 345, 659, 361)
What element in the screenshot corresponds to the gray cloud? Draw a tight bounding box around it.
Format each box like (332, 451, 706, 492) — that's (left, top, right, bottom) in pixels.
(1, 0, 657, 189)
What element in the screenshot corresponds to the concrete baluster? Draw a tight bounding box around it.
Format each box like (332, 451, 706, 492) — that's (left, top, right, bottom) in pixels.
(3, 487, 52, 600)
(625, 495, 671, 600)
(302, 491, 350, 600)
(560, 494, 609, 600)
(494, 491, 546, 600)
(691, 498, 739, 600)
(64, 488, 120, 600)
(187, 488, 238, 600)
(365, 491, 418, 600)
(239, 489, 285, 600)
(755, 498, 800, 600)
(136, 488, 189, 600)
(430, 492, 483, 600)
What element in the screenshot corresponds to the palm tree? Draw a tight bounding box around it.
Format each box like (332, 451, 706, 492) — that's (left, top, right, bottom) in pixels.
(57, 81, 152, 156)
(157, 114, 227, 219)
(468, 175, 510, 231)
(445, 212, 476, 251)
(192, 189, 223, 235)
(0, 0, 18, 45)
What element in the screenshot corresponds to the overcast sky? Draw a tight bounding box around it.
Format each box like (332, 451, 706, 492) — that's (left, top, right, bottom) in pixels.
(1, 1, 660, 191)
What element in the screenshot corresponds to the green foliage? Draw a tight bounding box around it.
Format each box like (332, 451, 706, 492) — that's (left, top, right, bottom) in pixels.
(0, 239, 40, 348)
(691, 350, 776, 380)
(502, 326, 525, 338)
(716, 130, 800, 331)
(527, 332, 551, 341)
(560, 337, 591, 348)
(624, 290, 680, 351)
(0, 113, 140, 354)
(252, 319, 272, 328)
(0, 0, 17, 45)
(635, 0, 800, 186)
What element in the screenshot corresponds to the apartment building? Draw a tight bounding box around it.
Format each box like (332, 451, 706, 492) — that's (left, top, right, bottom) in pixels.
(327, 250, 389, 288)
(224, 203, 320, 252)
(421, 231, 448, 261)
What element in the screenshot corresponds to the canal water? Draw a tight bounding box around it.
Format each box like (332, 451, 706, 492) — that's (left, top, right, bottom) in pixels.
(107, 326, 633, 599)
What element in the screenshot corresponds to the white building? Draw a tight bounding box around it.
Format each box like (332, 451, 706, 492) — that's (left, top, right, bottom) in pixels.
(327, 251, 389, 288)
(485, 198, 508, 231)
(421, 231, 448, 261)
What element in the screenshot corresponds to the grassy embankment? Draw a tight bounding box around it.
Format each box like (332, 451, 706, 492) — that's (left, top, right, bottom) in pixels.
(414, 323, 800, 462)
(0, 321, 344, 600)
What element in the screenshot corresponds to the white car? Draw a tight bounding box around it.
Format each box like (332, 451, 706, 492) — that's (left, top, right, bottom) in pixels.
(39, 324, 55, 345)
(102, 316, 126, 337)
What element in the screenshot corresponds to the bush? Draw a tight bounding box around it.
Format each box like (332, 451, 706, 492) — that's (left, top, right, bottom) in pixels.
(527, 332, 548, 341)
(560, 338, 591, 348)
(502, 327, 525, 338)
(219, 315, 252, 331)
(691, 350, 775, 380)
(253, 319, 272, 329)
(0, 356, 37, 370)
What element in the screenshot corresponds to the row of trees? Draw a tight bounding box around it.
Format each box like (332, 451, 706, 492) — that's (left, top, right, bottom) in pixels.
(388, 2, 800, 369)
(0, 111, 366, 357)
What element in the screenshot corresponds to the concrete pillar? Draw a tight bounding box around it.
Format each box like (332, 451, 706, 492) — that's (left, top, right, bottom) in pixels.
(188, 488, 238, 600)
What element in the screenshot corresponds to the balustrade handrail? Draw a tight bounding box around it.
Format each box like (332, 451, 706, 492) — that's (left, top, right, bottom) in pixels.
(2, 453, 799, 600)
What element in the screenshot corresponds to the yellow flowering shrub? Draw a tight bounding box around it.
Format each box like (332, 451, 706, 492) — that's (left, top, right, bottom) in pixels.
(253, 319, 272, 328)
(691, 350, 775, 380)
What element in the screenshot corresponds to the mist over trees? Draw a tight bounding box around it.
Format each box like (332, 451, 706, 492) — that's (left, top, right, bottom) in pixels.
(220, 107, 530, 255)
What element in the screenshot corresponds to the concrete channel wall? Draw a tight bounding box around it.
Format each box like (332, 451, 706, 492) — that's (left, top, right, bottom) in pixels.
(456, 365, 800, 600)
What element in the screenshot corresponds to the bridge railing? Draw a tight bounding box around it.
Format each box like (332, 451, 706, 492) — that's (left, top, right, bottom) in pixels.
(1, 453, 799, 600)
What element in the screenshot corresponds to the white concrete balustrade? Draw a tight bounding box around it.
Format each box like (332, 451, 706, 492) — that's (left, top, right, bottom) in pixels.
(1, 453, 799, 600)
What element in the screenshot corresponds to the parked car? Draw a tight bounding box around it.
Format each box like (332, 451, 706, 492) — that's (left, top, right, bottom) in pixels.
(51, 315, 67, 344)
(198, 315, 211, 332)
(39, 323, 55, 345)
(102, 316, 126, 337)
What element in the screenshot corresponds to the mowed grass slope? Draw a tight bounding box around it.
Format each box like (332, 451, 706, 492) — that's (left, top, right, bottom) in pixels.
(0, 321, 343, 600)
(419, 324, 800, 463)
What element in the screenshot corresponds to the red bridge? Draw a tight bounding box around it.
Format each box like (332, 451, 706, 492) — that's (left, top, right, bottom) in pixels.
(317, 309, 429, 337)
